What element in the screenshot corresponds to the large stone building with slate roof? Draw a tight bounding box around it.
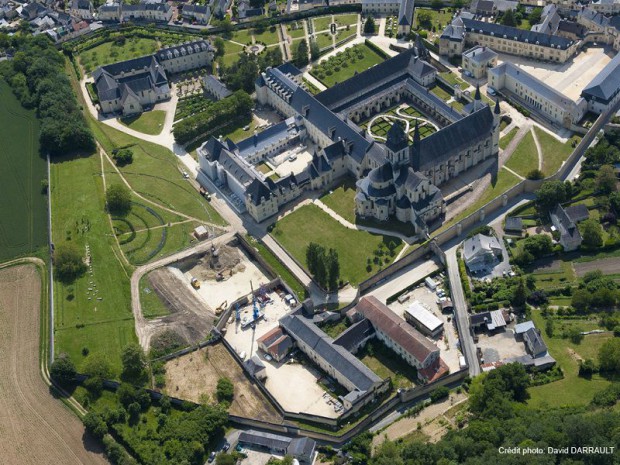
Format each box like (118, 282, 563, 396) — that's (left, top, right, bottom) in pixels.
(440, 14, 579, 62)
(197, 47, 499, 233)
(93, 40, 213, 115)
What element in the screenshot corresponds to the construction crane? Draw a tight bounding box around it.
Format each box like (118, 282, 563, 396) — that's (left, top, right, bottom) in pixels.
(251, 281, 260, 321)
(235, 302, 241, 322)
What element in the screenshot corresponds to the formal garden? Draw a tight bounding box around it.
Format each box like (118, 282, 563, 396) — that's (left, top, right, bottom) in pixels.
(359, 103, 438, 143)
(78, 36, 158, 73)
(309, 43, 385, 87)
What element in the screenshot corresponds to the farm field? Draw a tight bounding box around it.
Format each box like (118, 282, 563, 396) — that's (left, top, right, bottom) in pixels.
(271, 204, 403, 285)
(120, 110, 166, 135)
(310, 44, 385, 87)
(51, 151, 136, 375)
(528, 311, 613, 408)
(0, 263, 109, 465)
(504, 130, 538, 177)
(0, 81, 48, 262)
(79, 37, 158, 74)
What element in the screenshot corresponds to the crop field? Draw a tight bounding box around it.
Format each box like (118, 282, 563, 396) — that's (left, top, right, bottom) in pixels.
(51, 151, 136, 375)
(79, 37, 158, 74)
(0, 82, 48, 262)
(0, 263, 109, 465)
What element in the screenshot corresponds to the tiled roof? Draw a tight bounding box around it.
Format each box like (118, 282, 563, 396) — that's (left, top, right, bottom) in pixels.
(354, 296, 439, 366)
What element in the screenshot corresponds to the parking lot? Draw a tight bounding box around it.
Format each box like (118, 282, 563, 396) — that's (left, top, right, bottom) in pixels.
(388, 283, 462, 373)
(497, 46, 614, 101)
(224, 295, 341, 418)
(476, 328, 528, 364)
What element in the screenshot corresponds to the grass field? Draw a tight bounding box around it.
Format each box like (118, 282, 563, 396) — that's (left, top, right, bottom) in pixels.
(359, 340, 418, 389)
(499, 126, 519, 150)
(528, 311, 613, 408)
(335, 29, 357, 43)
(253, 27, 281, 45)
(230, 29, 254, 45)
(79, 38, 158, 74)
(534, 127, 580, 175)
(0, 81, 48, 262)
(91, 119, 227, 226)
(315, 32, 333, 50)
(413, 8, 453, 39)
(286, 21, 307, 39)
(313, 15, 334, 32)
(140, 272, 171, 319)
(271, 204, 403, 285)
(51, 151, 136, 375)
(505, 130, 538, 177)
(119, 110, 166, 135)
(311, 44, 384, 87)
(430, 85, 451, 102)
(439, 72, 469, 90)
(334, 13, 358, 27)
(321, 179, 357, 223)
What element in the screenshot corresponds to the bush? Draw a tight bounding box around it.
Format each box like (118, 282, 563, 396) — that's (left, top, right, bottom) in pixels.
(430, 386, 450, 403)
(54, 242, 87, 283)
(50, 353, 77, 385)
(106, 184, 132, 216)
(114, 148, 134, 166)
(216, 377, 234, 403)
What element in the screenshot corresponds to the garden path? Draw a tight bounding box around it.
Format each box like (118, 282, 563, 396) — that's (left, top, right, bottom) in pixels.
(530, 126, 543, 171)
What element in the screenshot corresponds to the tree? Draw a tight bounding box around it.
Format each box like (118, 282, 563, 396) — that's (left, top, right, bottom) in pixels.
(526, 169, 545, 180)
(500, 9, 517, 27)
(216, 377, 234, 402)
(213, 37, 226, 57)
(579, 359, 597, 378)
(54, 242, 87, 283)
(430, 386, 450, 403)
(310, 40, 320, 61)
(512, 278, 528, 308)
(364, 16, 376, 34)
(327, 248, 340, 292)
(528, 7, 543, 24)
(599, 338, 620, 373)
(545, 318, 554, 338)
(50, 354, 77, 385)
(430, 0, 443, 9)
(83, 412, 108, 439)
(535, 180, 571, 214)
(106, 184, 131, 216)
(596, 165, 617, 193)
(568, 327, 584, 344)
(83, 354, 113, 395)
(217, 454, 236, 465)
(293, 39, 309, 67)
(121, 344, 147, 382)
(581, 219, 603, 248)
(417, 11, 433, 30)
(113, 148, 133, 166)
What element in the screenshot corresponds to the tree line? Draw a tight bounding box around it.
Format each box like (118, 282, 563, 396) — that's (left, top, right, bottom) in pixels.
(306, 242, 340, 291)
(0, 34, 95, 156)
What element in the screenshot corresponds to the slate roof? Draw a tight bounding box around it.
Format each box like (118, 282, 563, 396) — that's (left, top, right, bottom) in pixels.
(71, 0, 90, 10)
(279, 314, 381, 392)
(354, 296, 439, 366)
(550, 204, 581, 244)
(504, 216, 523, 231)
(463, 45, 497, 64)
(239, 430, 291, 451)
(246, 178, 272, 205)
(332, 318, 375, 352)
(203, 74, 231, 99)
(524, 327, 547, 356)
(287, 437, 316, 458)
(579, 7, 609, 28)
(440, 16, 465, 41)
(463, 233, 501, 263)
(565, 204, 590, 223)
(582, 52, 620, 104)
(489, 62, 574, 108)
(557, 20, 586, 37)
(515, 320, 536, 334)
(182, 3, 210, 15)
(410, 106, 494, 172)
(461, 17, 574, 49)
(236, 116, 300, 158)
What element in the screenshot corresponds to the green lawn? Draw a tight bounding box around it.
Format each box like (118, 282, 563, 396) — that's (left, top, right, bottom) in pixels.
(439, 72, 469, 90)
(430, 85, 451, 102)
(534, 126, 580, 175)
(0, 81, 48, 262)
(527, 311, 613, 408)
(310, 44, 385, 87)
(359, 340, 419, 389)
(221, 39, 245, 54)
(334, 13, 358, 27)
(505, 129, 538, 177)
(413, 8, 453, 38)
(271, 204, 403, 286)
(253, 27, 280, 45)
(90, 120, 227, 226)
(321, 179, 357, 223)
(79, 38, 158, 74)
(335, 29, 357, 44)
(119, 110, 166, 136)
(140, 272, 171, 319)
(230, 29, 254, 45)
(220, 52, 241, 67)
(315, 32, 333, 50)
(51, 151, 136, 375)
(499, 126, 519, 150)
(313, 15, 333, 32)
(286, 21, 307, 39)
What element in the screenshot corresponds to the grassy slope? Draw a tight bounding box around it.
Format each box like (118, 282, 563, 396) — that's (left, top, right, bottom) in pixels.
(271, 204, 403, 286)
(120, 110, 166, 136)
(534, 127, 580, 175)
(51, 151, 136, 375)
(0, 81, 48, 262)
(499, 126, 519, 150)
(505, 130, 538, 177)
(527, 311, 612, 408)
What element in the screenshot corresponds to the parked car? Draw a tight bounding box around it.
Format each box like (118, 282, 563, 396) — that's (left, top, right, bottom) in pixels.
(487, 87, 497, 96)
(207, 451, 216, 463)
(182, 171, 189, 179)
(222, 442, 230, 452)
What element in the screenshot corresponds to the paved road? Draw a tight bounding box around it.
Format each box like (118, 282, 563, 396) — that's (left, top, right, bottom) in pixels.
(368, 257, 440, 303)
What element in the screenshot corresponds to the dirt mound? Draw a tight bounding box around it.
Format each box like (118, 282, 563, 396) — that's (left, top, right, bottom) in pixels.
(176, 244, 247, 281)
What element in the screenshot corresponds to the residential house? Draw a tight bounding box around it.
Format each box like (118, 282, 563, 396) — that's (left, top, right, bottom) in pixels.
(462, 45, 498, 79)
(70, 0, 93, 20)
(462, 233, 502, 273)
(550, 204, 582, 251)
(98, 2, 120, 21)
(203, 74, 232, 100)
(181, 3, 210, 24)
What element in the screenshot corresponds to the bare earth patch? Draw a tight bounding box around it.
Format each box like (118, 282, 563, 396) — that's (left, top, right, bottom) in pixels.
(0, 263, 108, 465)
(164, 343, 282, 422)
(574, 257, 620, 277)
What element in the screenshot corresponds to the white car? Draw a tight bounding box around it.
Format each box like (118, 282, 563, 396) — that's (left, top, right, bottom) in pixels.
(264, 353, 273, 361)
(182, 171, 189, 179)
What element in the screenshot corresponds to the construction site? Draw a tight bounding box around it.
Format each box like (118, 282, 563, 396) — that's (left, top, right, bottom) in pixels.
(139, 238, 275, 349)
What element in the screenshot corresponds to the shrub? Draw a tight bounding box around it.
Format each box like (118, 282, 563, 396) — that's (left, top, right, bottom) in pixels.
(216, 377, 234, 402)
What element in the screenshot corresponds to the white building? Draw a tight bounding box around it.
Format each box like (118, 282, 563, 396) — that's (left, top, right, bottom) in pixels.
(462, 233, 502, 273)
(404, 301, 444, 338)
(462, 45, 498, 79)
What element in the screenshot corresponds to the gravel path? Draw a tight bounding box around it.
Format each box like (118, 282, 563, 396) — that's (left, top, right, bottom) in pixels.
(0, 264, 109, 465)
